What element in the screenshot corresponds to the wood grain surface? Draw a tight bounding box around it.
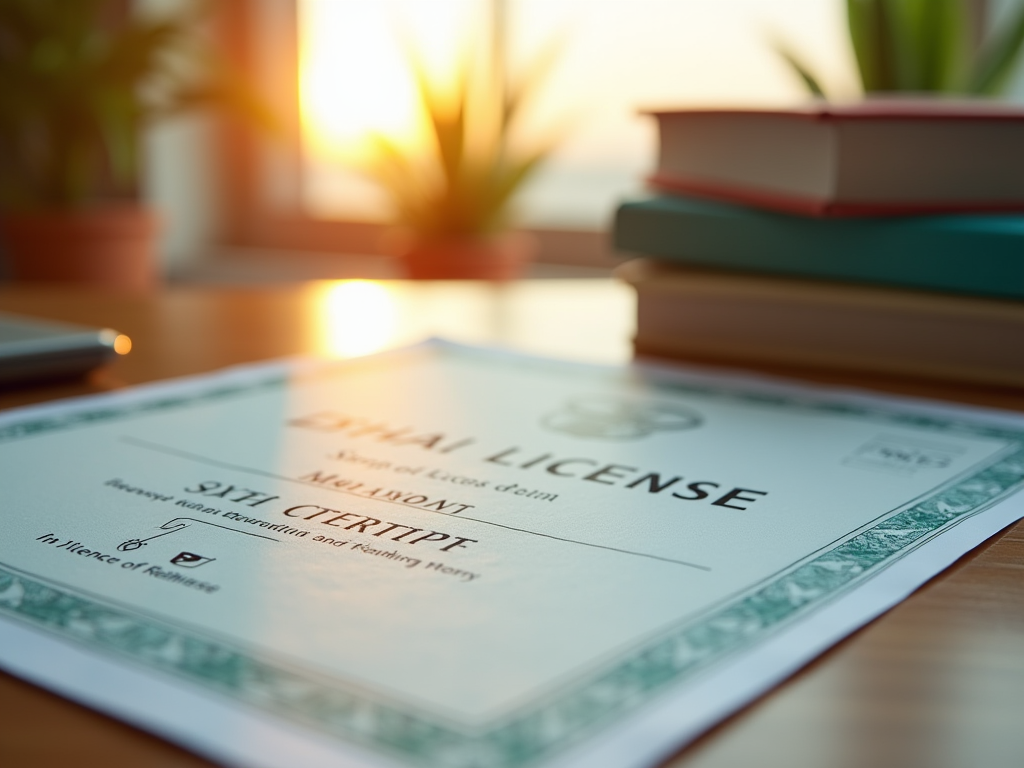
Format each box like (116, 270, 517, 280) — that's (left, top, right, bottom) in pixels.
(0, 281, 1022, 768)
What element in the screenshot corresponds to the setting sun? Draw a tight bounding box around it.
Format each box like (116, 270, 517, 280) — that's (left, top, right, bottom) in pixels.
(299, 2, 417, 162)
(298, 0, 486, 165)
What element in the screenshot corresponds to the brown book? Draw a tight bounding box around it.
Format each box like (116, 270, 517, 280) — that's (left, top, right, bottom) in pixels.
(647, 100, 1024, 217)
(617, 258, 1024, 387)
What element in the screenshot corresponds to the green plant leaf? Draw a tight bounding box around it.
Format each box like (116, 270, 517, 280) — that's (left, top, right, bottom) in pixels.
(846, 0, 978, 93)
(502, 29, 564, 131)
(92, 89, 139, 187)
(772, 40, 827, 97)
(917, 0, 968, 91)
(848, 0, 886, 91)
(0, 0, 271, 209)
(883, 0, 927, 90)
(342, 0, 564, 237)
(487, 151, 547, 222)
(970, 2, 1024, 94)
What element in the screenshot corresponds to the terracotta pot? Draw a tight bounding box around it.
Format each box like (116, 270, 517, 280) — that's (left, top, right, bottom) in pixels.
(398, 232, 536, 280)
(0, 205, 159, 291)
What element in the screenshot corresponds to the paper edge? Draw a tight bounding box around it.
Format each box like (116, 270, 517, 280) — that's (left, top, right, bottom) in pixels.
(1, 338, 1022, 768)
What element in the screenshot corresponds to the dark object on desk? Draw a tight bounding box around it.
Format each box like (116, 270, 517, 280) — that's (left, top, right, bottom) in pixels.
(617, 258, 1024, 388)
(0, 311, 127, 384)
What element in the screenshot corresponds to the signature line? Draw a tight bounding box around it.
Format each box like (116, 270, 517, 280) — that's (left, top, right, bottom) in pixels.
(172, 517, 279, 543)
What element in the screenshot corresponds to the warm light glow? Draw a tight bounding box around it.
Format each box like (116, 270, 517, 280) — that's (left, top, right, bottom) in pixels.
(300, 3, 414, 163)
(299, 0, 859, 225)
(308, 279, 635, 364)
(316, 280, 400, 358)
(298, 0, 479, 166)
(113, 334, 132, 356)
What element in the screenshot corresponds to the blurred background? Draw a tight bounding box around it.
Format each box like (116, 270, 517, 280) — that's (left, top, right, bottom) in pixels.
(4, 0, 1024, 284)
(161, 0, 861, 280)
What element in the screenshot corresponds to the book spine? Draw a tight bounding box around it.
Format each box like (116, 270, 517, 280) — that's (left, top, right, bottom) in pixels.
(647, 174, 1024, 218)
(614, 200, 1024, 301)
(630, 279, 1024, 387)
(647, 175, 830, 217)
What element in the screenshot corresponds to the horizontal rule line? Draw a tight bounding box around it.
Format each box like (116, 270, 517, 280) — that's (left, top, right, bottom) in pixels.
(173, 516, 280, 544)
(120, 436, 711, 571)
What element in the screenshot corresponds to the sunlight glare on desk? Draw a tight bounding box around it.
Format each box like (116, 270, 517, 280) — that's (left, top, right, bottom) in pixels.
(310, 278, 635, 364)
(315, 280, 400, 357)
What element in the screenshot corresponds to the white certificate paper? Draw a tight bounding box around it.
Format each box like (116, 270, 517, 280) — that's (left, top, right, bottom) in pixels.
(1, 341, 1022, 768)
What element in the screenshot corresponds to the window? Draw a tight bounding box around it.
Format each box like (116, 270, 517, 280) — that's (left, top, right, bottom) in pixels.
(217, 1, 857, 265)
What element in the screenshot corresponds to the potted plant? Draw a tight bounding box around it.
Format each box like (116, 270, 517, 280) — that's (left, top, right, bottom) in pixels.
(363, 2, 562, 280)
(0, 0, 267, 290)
(778, 0, 1024, 97)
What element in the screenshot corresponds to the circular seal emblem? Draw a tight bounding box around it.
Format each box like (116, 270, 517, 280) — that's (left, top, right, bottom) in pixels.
(542, 395, 702, 440)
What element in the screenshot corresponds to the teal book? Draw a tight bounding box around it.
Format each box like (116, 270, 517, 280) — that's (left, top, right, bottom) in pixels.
(613, 195, 1024, 300)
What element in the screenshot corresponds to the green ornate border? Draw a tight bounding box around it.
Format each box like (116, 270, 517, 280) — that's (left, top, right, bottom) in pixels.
(0, 377, 287, 444)
(1, 345, 1023, 768)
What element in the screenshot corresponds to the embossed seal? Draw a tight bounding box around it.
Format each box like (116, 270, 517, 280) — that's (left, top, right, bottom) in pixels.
(542, 395, 702, 440)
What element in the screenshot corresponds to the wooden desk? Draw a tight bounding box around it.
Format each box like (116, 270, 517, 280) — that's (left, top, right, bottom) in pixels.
(1, 281, 1022, 768)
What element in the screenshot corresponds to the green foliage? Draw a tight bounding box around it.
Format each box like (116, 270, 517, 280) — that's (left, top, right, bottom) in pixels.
(774, 40, 828, 97)
(365, 5, 561, 238)
(968, 1, 1024, 92)
(0, 0, 269, 210)
(779, 0, 1024, 97)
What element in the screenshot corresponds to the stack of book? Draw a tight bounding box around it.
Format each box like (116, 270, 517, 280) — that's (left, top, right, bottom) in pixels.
(613, 101, 1024, 387)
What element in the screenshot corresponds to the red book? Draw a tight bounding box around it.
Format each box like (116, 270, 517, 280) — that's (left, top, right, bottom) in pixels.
(647, 99, 1024, 217)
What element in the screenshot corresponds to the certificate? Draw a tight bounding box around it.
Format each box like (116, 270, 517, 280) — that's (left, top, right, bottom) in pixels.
(1, 341, 1022, 768)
